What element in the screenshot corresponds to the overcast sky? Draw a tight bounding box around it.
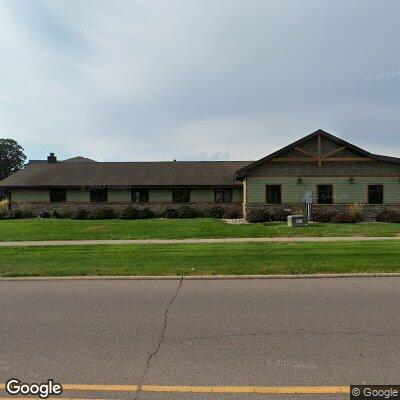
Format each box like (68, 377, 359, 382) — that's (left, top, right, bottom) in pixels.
(1, 0, 400, 162)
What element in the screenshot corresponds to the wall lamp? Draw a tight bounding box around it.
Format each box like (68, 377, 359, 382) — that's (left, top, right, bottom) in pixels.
(349, 177, 355, 184)
(297, 177, 303, 184)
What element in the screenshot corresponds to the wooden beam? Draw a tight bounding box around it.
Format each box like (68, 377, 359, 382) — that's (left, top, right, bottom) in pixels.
(317, 134, 322, 166)
(294, 147, 317, 158)
(322, 157, 373, 162)
(322, 146, 346, 159)
(271, 158, 319, 162)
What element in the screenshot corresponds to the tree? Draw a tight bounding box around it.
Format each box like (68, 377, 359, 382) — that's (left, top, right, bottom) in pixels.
(0, 138, 26, 181)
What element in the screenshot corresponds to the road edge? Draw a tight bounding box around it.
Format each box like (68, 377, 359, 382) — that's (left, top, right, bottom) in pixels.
(1, 273, 400, 281)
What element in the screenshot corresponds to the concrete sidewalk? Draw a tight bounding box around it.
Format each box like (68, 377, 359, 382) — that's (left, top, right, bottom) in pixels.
(1, 236, 400, 247)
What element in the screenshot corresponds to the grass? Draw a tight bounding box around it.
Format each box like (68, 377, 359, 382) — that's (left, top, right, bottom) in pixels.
(1, 241, 399, 277)
(0, 218, 399, 241)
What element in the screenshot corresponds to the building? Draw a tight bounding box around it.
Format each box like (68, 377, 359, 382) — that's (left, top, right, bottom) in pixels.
(1, 130, 400, 220)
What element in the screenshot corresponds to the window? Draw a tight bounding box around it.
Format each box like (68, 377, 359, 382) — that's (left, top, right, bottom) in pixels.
(172, 188, 190, 203)
(266, 185, 281, 204)
(90, 188, 108, 202)
(50, 189, 66, 202)
(215, 189, 232, 203)
(131, 189, 149, 203)
(368, 185, 383, 204)
(317, 185, 333, 204)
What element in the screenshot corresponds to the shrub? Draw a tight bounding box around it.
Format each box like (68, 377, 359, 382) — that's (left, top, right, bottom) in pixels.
(376, 210, 400, 223)
(312, 210, 335, 223)
(177, 206, 199, 218)
(9, 209, 23, 219)
(38, 210, 52, 219)
(50, 209, 62, 219)
(348, 203, 364, 223)
(18, 202, 35, 218)
(119, 206, 139, 220)
(223, 208, 242, 219)
(138, 208, 154, 219)
(162, 208, 180, 218)
(247, 208, 290, 223)
(72, 208, 90, 220)
(206, 206, 225, 219)
(89, 207, 116, 220)
(59, 209, 73, 219)
(0, 199, 9, 219)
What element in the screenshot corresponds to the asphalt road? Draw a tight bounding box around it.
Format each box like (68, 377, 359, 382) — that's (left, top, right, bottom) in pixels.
(0, 278, 399, 400)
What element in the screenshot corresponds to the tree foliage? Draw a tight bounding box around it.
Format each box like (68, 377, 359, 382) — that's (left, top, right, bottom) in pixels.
(0, 139, 27, 181)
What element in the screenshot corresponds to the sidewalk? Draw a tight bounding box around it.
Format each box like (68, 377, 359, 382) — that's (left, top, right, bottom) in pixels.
(1, 236, 400, 247)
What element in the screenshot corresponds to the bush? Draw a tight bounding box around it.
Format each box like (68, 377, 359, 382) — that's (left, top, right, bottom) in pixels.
(348, 203, 364, 223)
(222, 208, 242, 219)
(119, 206, 139, 220)
(89, 207, 116, 220)
(312, 210, 335, 223)
(59, 209, 73, 219)
(0, 200, 9, 219)
(18, 202, 35, 218)
(177, 206, 199, 218)
(376, 210, 400, 223)
(72, 208, 90, 220)
(162, 208, 180, 218)
(50, 209, 62, 219)
(38, 211, 51, 219)
(138, 208, 154, 219)
(9, 209, 23, 219)
(246, 208, 290, 223)
(206, 206, 225, 219)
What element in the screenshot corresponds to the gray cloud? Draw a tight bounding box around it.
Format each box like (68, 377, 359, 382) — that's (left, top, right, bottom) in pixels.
(1, 0, 399, 162)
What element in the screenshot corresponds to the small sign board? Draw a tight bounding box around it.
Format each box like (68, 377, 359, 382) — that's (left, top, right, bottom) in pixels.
(287, 215, 308, 227)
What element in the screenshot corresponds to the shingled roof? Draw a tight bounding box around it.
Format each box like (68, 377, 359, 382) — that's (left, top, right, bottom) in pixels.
(0, 161, 252, 188)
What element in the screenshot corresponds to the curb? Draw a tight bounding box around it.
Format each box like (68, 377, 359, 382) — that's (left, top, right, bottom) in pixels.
(1, 236, 400, 247)
(1, 273, 400, 282)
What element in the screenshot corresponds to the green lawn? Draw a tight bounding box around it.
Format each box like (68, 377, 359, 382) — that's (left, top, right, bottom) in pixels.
(1, 241, 399, 277)
(0, 219, 399, 241)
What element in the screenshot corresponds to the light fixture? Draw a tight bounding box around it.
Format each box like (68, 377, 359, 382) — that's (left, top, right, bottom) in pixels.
(349, 177, 355, 184)
(297, 177, 303, 184)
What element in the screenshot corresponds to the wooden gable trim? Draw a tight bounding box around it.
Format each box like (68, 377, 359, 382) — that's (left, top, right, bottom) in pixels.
(294, 147, 317, 158)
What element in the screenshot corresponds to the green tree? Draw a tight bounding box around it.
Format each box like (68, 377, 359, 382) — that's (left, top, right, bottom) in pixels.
(0, 139, 26, 181)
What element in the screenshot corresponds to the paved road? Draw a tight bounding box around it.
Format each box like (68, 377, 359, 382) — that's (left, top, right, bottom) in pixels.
(1, 236, 400, 246)
(0, 278, 399, 399)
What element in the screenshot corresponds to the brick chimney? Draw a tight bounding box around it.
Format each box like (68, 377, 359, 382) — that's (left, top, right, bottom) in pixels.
(47, 152, 57, 163)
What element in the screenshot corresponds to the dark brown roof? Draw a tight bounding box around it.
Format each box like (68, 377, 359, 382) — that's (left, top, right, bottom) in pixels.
(235, 129, 400, 179)
(0, 161, 252, 188)
(63, 156, 97, 162)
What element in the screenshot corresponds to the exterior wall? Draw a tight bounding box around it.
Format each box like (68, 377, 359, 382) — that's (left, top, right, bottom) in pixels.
(108, 189, 131, 202)
(191, 188, 214, 202)
(247, 160, 400, 177)
(67, 189, 90, 202)
(149, 189, 172, 202)
(246, 176, 400, 204)
(232, 188, 243, 202)
(11, 189, 49, 202)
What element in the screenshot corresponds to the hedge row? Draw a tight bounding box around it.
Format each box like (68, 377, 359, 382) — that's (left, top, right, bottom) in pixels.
(0, 205, 242, 220)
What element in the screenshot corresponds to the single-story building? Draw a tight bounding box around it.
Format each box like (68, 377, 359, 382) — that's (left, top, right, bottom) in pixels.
(1, 129, 400, 220)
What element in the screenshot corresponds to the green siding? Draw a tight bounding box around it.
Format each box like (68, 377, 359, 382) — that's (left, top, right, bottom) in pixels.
(149, 189, 172, 202)
(246, 177, 400, 204)
(232, 188, 243, 202)
(67, 189, 90, 202)
(11, 189, 49, 202)
(108, 189, 131, 202)
(191, 189, 214, 202)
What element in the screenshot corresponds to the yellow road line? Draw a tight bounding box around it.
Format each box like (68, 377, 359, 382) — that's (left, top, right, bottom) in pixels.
(0, 383, 350, 394)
